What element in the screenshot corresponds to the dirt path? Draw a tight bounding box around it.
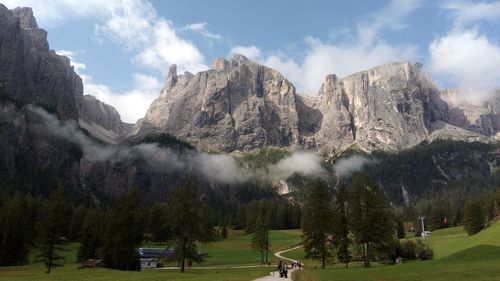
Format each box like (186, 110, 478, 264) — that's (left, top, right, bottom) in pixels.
(252, 245, 303, 281)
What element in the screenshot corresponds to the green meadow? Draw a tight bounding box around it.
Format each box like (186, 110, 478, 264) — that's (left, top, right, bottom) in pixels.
(290, 222, 500, 281)
(1, 225, 500, 281)
(0, 229, 301, 281)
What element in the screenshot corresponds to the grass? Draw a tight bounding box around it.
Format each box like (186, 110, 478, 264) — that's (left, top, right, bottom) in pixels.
(0, 264, 272, 281)
(0, 229, 301, 281)
(289, 222, 500, 281)
(3, 224, 500, 281)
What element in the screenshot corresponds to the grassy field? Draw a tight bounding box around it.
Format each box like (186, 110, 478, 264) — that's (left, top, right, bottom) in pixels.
(0, 229, 301, 281)
(290, 222, 500, 281)
(2, 224, 500, 281)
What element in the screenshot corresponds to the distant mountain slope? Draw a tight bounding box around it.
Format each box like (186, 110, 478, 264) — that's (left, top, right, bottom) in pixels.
(137, 54, 498, 154)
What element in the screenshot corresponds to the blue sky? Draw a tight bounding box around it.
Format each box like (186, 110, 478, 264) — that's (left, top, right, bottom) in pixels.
(3, 0, 500, 122)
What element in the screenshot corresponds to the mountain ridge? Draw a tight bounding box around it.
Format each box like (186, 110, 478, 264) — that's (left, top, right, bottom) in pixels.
(137, 55, 499, 154)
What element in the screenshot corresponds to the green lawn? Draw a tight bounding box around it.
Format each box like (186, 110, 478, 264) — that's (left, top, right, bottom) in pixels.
(0, 264, 272, 281)
(2, 224, 500, 281)
(289, 222, 500, 281)
(0, 229, 301, 281)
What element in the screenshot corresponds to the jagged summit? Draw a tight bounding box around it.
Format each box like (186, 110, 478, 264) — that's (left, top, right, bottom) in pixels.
(138, 56, 499, 154)
(141, 52, 298, 151)
(11, 7, 38, 28)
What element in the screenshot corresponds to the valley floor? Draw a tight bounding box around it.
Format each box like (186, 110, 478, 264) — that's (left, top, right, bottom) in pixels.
(289, 222, 500, 281)
(1, 225, 500, 281)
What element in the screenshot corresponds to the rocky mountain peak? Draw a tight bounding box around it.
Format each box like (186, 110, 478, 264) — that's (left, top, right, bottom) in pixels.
(11, 7, 38, 28)
(138, 56, 500, 153)
(164, 64, 178, 89)
(0, 5, 130, 140)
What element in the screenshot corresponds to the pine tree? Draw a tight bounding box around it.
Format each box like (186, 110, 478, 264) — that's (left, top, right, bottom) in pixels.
(302, 179, 335, 269)
(77, 208, 103, 262)
(100, 189, 143, 271)
(397, 219, 406, 239)
(463, 199, 484, 235)
(0, 194, 30, 265)
(333, 185, 351, 268)
(147, 203, 170, 243)
(169, 178, 216, 272)
(251, 213, 270, 264)
(275, 201, 288, 229)
(36, 186, 66, 273)
(349, 175, 394, 268)
(68, 205, 86, 241)
(221, 223, 228, 239)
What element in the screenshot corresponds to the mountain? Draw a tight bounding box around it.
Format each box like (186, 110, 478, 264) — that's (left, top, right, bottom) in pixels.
(0, 5, 131, 197)
(0, 5, 498, 205)
(79, 95, 133, 144)
(137, 55, 498, 154)
(138, 56, 301, 151)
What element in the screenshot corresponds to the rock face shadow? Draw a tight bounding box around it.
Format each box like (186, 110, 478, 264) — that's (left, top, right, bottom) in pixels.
(295, 95, 323, 137)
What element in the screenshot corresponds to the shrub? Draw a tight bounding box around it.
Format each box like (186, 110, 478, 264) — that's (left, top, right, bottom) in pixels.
(393, 239, 433, 261)
(292, 269, 319, 281)
(416, 240, 434, 260)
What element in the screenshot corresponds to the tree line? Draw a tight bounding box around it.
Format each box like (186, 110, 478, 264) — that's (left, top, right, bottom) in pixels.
(0, 179, 217, 273)
(0, 177, 302, 273)
(301, 175, 418, 269)
(398, 187, 500, 236)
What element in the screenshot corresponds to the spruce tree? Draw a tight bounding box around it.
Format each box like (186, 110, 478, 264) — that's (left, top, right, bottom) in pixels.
(0, 194, 30, 265)
(147, 203, 170, 243)
(169, 178, 216, 272)
(221, 223, 228, 239)
(397, 218, 406, 239)
(251, 213, 270, 264)
(77, 208, 103, 262)
(333, 185, 351, 268)
(100, 189, 143, 271)
(463, 199, 484, 235)
(36, 186, 66, 273)
(349, 175, 394, 268)
(68, 205, 86, 241)
(302, 179, 335, 269)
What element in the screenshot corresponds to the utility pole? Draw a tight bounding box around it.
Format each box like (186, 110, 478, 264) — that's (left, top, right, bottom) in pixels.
(418, 216, 426, 239)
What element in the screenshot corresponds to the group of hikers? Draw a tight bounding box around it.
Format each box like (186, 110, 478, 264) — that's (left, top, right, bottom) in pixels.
(276, 260, 302, 278)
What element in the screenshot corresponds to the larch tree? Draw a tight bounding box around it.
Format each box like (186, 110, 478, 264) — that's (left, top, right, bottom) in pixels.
(36, 185, 67, 273)
(463, 199, 484, 235)
(349, 175, 394, 268)
(168, 178, 216, 273)
(302, 179, 336, 269)
(333, 184, 352, 268)
(100, 189, 143, 271)
(251, 213, 270, 264)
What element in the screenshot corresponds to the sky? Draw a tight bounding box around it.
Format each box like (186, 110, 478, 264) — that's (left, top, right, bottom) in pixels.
(2, 0, 500, 123)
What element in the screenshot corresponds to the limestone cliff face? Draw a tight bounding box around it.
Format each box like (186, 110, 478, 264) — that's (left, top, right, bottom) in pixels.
(79, 95, 133, 137)
(439, 89, 500, 138)
(141, 54, 300, 151)
(0, 6, 81, 120)
(142, 59, 470, 153)
(303, 62, 443, 153)
(0, 5, 130, 195)
(0, 5, 128, 134)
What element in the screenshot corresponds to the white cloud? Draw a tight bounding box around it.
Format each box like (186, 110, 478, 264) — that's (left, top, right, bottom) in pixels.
(442, 0, 500, 26)
(229, 45, 262, 61)
(428, 30, 500, 102)
(269, 39, 416, 94)
(55, 50, 86, 72)
(131, 20, 207, 74)
(333, 155, 376, 177)
(181, 22, 221, 40)
(4, 0, 208, 123)
(234, 0, 420, 94)
(83, 74, 160, 123)
(4, 0, 207, 75)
